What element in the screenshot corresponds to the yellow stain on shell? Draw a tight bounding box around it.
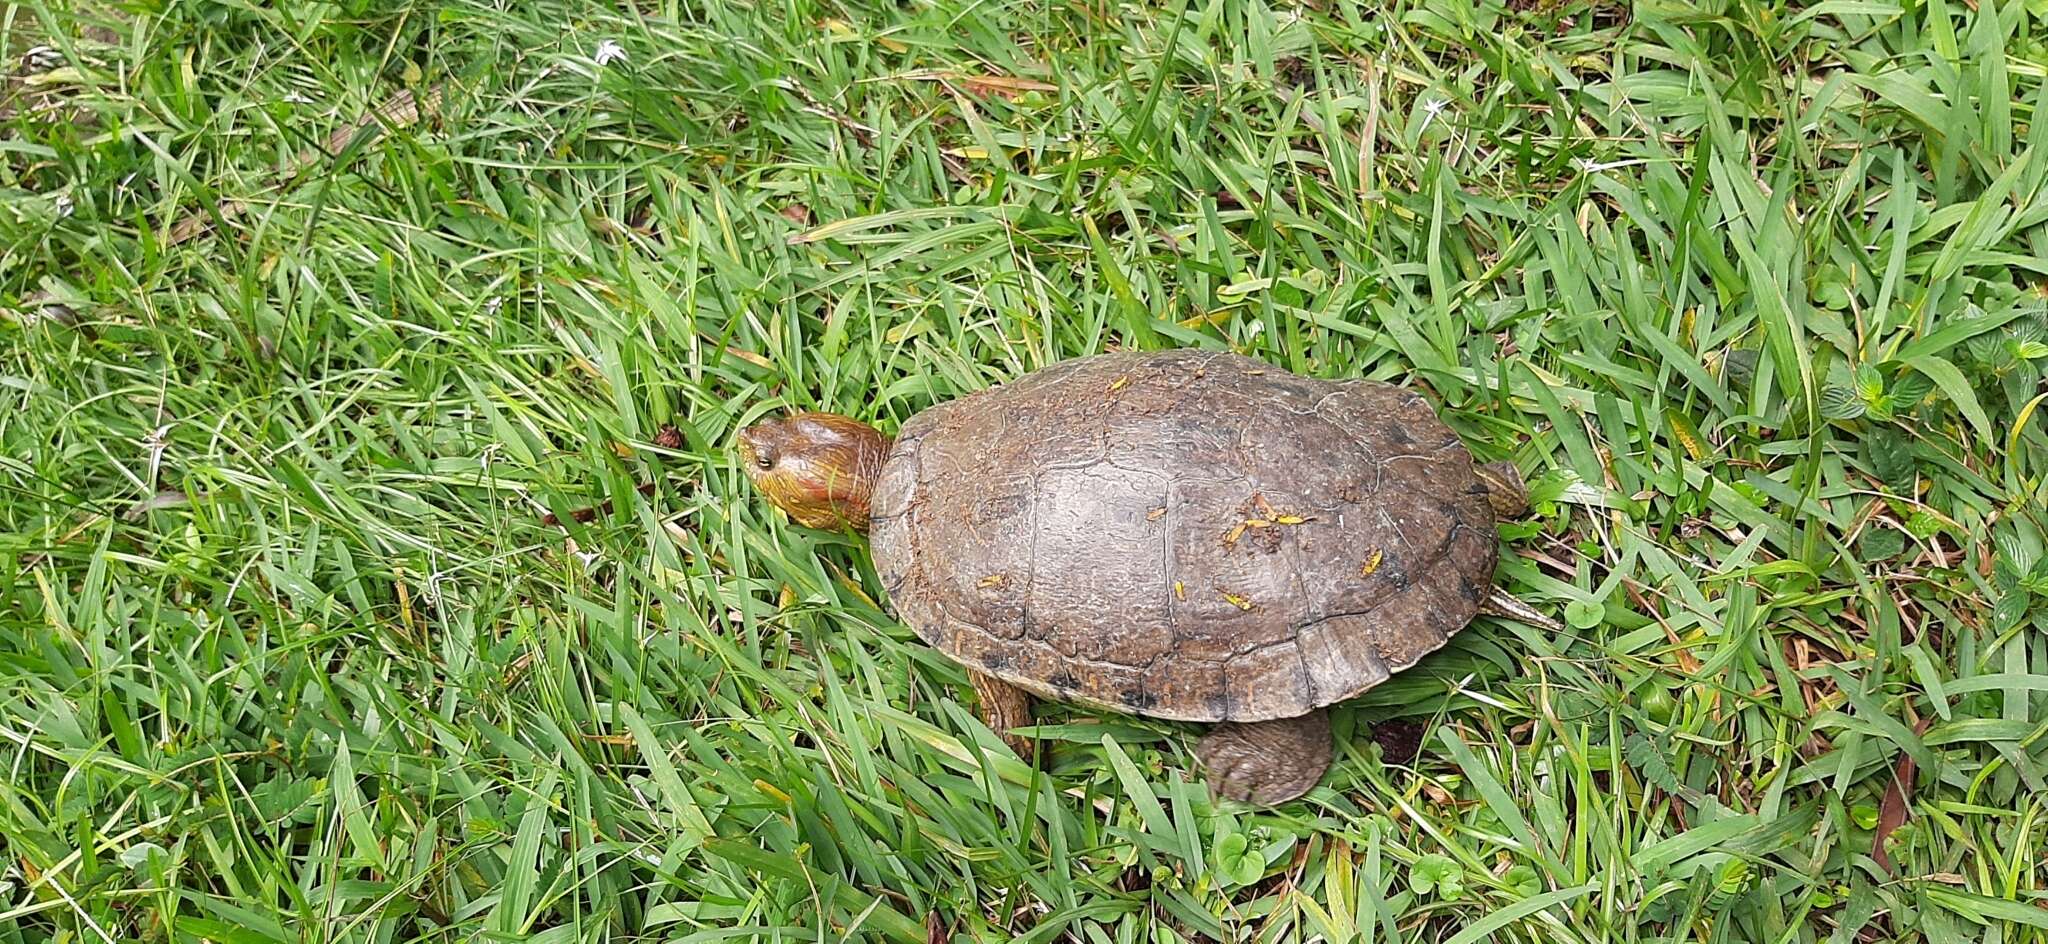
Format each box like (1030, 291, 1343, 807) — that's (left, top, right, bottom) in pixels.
(1216, 588, 1254, 611)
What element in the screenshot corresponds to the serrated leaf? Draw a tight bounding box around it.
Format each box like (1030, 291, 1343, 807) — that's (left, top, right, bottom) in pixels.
(1994, 531, 2037, 572)
(1854, 363, 1885, 400)
(1860, 528, 1906, 560)
(1888, 370, 1934, 407)
(1820, 386, 1866, 420)
(1866, 432, 1915, 489)
(1992, 592, 2029, 630)
(1967, 333, 2013, 369)
(1707, 858, 1753, 911)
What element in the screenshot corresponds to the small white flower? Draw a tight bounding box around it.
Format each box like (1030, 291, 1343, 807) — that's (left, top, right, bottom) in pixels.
(53, 193, 74, 217)
(1576, 157, 1636, 174)
(484, 296, 505, 315)
(282, 90, 315, 105)
(593, 39, 627, 66)
(1419, 97, 1450, 134)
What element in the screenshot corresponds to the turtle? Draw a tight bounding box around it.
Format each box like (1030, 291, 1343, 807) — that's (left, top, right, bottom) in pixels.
(737, 349, 1554, 805)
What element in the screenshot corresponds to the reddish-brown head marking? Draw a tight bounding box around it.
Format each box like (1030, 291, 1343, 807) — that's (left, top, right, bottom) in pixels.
(737, 412, 891, 531)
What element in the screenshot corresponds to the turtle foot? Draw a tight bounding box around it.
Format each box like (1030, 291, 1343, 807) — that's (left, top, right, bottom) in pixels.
(1197, 709, 1332, 806)
(969, 670, 1037, 761)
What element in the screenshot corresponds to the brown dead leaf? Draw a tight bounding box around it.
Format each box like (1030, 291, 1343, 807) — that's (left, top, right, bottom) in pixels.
(725, 346, 775, 369)
(945, 72, 1057, 99)
(1872, 715, 1934, 873)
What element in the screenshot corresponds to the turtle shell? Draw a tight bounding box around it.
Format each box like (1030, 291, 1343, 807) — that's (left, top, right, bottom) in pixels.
(868, 350, 1498, 723)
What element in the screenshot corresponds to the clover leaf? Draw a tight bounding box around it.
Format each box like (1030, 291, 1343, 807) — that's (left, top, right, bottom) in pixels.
(1503, 863, 1541, 897)
(1212, 830, 1266, 887)
(1564, 599, 1604, 629)
(1410, 853, 1464, 901)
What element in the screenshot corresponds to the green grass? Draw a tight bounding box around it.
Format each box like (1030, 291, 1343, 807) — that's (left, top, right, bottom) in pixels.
(4, 0, 2048, 939)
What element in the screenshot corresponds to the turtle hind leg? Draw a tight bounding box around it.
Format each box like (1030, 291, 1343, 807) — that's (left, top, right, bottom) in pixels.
(968, 670, 1037, 760)
(1477, 460, 1529, 517)
(1196, 709, 1332, 806)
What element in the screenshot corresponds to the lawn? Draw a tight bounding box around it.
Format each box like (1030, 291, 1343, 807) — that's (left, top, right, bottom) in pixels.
(5, 0, 2048, 940)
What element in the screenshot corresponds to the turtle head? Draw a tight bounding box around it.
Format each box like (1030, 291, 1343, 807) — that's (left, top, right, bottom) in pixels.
(737, 412, 890, 532)
(1476, 460, 1529, 518)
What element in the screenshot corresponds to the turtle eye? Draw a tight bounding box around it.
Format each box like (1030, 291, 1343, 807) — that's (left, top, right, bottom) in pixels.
(755, 456, 774, 470)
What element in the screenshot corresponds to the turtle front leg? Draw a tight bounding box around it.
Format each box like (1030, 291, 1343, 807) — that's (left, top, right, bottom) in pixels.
(1480, 585, 1564, 632)
(968, 670, 1037, 760)
(1196, 709, 1332, 806)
